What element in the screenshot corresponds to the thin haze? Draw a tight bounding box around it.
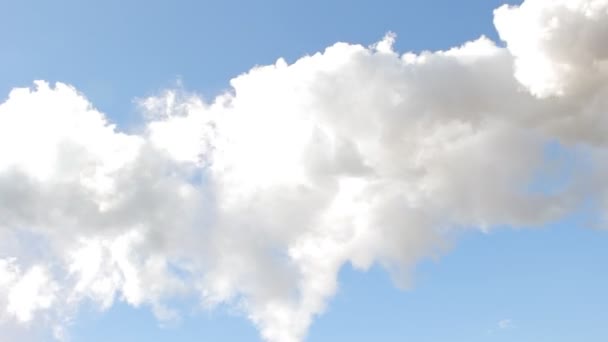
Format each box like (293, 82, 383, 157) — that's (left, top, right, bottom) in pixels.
(1, 0, 608, 341)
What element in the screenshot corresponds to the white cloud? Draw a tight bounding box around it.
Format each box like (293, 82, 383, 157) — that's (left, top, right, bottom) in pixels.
(498, 318, 514, 329)
(0, 259, 57, 323)
(1, 0, 608, 341)
(7, 265, 57, 323)
(495, 0, 608, 98)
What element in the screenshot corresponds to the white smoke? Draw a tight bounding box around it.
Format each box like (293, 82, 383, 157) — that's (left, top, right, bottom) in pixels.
(1, 0, 608, 341)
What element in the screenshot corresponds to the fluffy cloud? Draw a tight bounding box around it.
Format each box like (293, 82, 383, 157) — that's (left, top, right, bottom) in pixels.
(1, 0, 607, 341)
(495, 0, 608, 98)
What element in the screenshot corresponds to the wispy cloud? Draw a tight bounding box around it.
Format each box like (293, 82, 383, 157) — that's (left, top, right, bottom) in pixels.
(498, 319, 514, 330)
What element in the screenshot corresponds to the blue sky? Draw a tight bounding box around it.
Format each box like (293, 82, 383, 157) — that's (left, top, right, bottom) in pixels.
(1, 1, 608, 342)
(2, 0, 518, 124)
(72, 222, 608, 342)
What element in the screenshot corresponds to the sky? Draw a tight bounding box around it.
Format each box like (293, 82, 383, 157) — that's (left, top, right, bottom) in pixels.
(0, 0, 607, 341)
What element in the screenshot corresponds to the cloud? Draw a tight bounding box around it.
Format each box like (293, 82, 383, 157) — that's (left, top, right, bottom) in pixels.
(0, 0, 607, 341)
(495, 0, 608, 98)
(498, 319, 514, 329)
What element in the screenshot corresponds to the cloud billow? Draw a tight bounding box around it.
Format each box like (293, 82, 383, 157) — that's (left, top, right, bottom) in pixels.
(1, 0, 608, 341)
